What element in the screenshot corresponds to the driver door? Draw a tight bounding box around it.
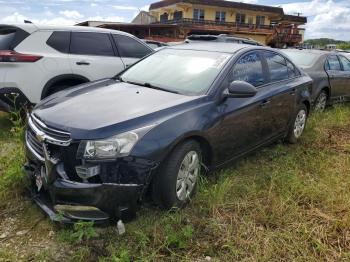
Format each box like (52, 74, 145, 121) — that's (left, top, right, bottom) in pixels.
(213, 51, 267, 163)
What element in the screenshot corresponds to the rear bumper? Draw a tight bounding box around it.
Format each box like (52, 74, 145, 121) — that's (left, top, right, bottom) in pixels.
(24, 163, 145, 223)
(0, 87, 31, 112)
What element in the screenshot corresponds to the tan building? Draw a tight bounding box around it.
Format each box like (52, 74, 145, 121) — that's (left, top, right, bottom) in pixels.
(94, 0, 307, 47)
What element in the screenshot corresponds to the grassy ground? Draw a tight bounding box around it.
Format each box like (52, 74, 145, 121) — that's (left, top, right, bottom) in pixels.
(0, 105, 350, 261)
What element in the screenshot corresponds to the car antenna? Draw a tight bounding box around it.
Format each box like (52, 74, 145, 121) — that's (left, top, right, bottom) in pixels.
(24, 20, 33, 24)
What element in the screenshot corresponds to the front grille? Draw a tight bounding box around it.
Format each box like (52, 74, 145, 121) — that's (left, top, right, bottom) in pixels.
(26, 128, 45, 161)
(25, 114, 72, 162)
(31, 114, 71, 144)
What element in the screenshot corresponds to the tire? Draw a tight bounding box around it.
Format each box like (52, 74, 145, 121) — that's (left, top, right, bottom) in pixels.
(285, 104, 308, 144)
(46, 84, 70, 97)
(152, 140, 202, 209)
(45, 80, 85, 98)
(314, 90, 328, 112)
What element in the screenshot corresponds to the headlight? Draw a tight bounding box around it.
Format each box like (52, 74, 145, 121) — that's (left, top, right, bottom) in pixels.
(78, 125, 155, 160)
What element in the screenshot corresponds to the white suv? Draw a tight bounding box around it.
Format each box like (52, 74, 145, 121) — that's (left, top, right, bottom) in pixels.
(0, 24, 153, 112)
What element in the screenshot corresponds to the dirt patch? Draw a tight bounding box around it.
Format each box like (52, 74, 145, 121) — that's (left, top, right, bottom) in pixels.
(317, 124, 350, 153)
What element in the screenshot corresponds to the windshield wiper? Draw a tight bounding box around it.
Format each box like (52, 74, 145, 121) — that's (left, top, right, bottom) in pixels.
(144, 83, 179, 94)
(125, 81, 179, 94)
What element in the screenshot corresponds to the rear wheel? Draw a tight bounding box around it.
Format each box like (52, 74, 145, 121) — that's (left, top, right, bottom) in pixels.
(152, 140, 202, 209)
(314, 90, 328, 112)
(44, 79, 86, 98)
(285, 104, 308, 144)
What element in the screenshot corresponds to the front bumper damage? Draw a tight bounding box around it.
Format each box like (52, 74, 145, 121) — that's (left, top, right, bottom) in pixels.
(24, 145, 157, 224)
(24, 114, 159, 223)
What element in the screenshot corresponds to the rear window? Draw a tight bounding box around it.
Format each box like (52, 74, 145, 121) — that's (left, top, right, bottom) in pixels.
(113, 34, 152, 58)
(0, 27, 29, 50)
(282, 50, 319, 67)
(265, 51, 289, 82)
(47, 31, 70, 53)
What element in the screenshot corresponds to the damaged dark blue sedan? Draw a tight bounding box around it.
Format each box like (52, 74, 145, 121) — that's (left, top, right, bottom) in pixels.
(24, 43, 313, 223)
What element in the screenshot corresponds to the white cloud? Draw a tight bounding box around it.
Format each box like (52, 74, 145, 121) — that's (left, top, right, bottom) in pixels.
(59, 10, 84, 19)
(240, 0, 259, 3)
(141, 5, 150, 11)
(86, 16, 125, 23)
(0, 12, 76, 25)
(113, 5, 138, 11)
(281, 0, 350, 40)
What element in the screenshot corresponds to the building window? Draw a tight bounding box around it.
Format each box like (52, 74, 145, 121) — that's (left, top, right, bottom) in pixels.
(160, 13, 169, 22)
(215, 11, 226, 22)
(193, 9, 205, 20)
(236, 13, 246, 24)
(248, 17, 254, 26)
(256, 16, 265, 26)
(173, 11, 183, 20)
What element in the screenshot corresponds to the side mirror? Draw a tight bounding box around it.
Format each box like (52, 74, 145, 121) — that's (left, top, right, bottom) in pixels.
(225, 81, 258, 98)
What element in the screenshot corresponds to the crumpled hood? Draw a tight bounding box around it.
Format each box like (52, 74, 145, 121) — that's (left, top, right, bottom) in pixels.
(33, 79, 201, 140)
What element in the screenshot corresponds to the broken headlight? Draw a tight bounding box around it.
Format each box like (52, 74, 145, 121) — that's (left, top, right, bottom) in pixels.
(78, 125, 155, 160)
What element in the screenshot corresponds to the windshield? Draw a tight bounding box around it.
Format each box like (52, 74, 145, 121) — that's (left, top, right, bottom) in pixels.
(120, 49, 231, 95)
(282, 50, 319, 67)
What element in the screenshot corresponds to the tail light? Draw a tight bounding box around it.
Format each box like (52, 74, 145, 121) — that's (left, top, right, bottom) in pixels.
(0, 50, 42, 62)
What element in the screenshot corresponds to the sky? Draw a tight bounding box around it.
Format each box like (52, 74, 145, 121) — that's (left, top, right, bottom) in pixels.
(0, 0, 349, 41)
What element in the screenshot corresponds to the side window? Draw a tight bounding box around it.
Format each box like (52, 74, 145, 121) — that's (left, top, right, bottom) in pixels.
(113, 34, 152, 59)
(70, 32, 114, 56)
(46, 31, 70, 53)
(286, 59, 300, 78)
(265, 52, 289, 82)
(339, 56, 350, 71)
(327, 55, 341, 71)
(325, 60, 330, 71)
(231, 52, 265, 87)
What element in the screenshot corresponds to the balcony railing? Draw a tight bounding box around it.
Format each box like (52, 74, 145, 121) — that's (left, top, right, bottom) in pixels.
(153, 18, 274, 30)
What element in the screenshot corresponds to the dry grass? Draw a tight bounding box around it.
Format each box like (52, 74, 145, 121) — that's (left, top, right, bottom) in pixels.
(0, 105, 350, 261)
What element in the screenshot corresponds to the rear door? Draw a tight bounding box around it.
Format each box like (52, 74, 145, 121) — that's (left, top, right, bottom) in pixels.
(257, 51, 297, 140)
(112, 34, 153, 68)
(69, 32, 125, 81)
(325, 55, 343, 99)
(337, 55, 350, 100)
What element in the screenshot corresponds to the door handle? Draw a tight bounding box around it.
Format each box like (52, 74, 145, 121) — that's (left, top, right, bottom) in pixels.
(76, 61, 90, 65)
(260, 99, 271, 107)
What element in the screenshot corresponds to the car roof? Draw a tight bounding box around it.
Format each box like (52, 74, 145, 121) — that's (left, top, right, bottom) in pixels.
(168, 42, 255, 54)
(2, 23, 132, 36)
(188, 34, 258, 42)
(282, 48, 334, 55)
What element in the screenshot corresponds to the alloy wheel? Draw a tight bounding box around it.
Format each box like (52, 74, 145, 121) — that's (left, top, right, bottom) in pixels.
(314, 92, 327, 112)
(176, 151, 200, 201)
(294, 109, 307, 138)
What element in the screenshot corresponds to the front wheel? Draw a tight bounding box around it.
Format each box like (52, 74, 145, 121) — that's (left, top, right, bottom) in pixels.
(152, 140, 202, 209)
(285, 104, 308, 144)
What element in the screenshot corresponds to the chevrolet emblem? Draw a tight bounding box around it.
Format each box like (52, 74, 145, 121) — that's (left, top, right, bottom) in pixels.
(36, 132, 45, 142)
